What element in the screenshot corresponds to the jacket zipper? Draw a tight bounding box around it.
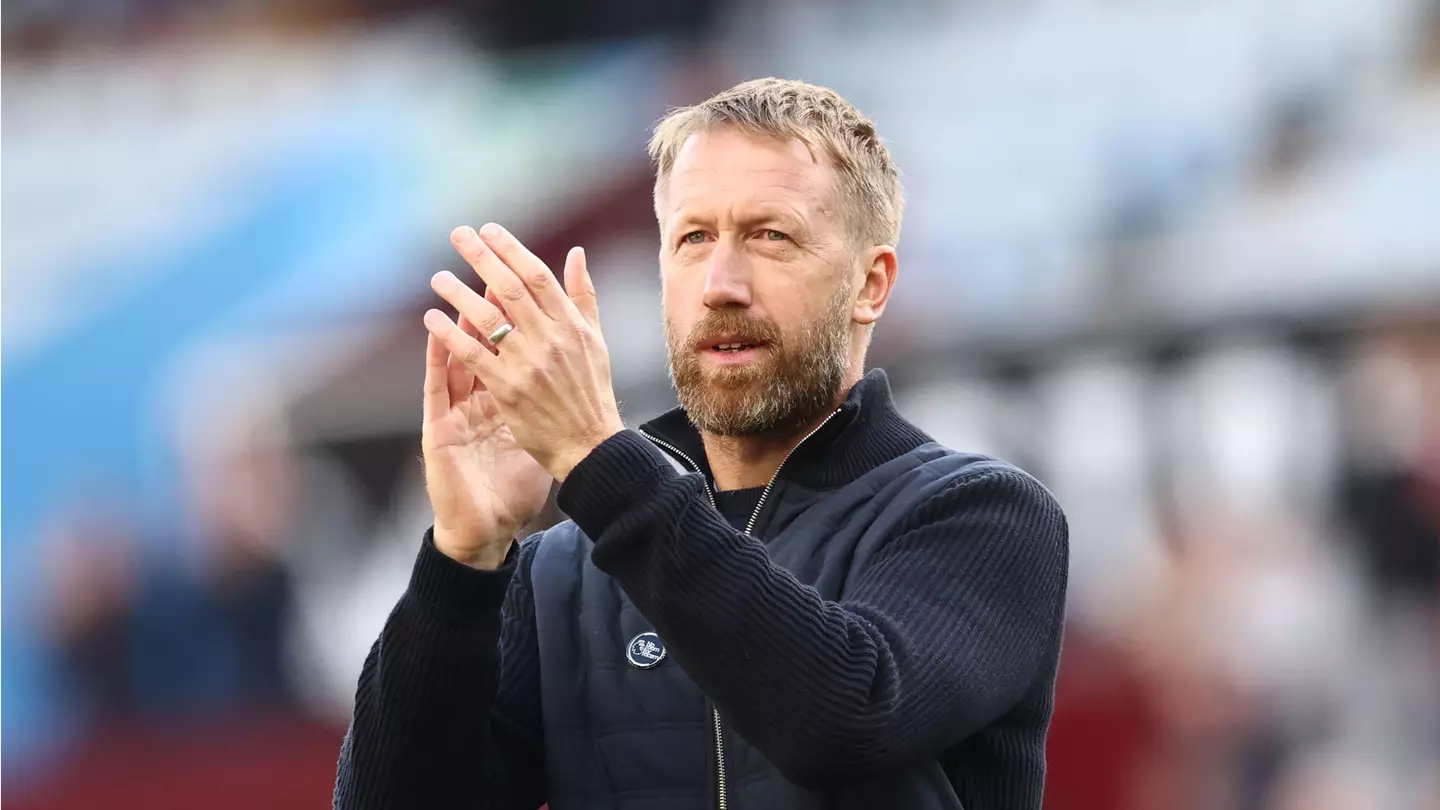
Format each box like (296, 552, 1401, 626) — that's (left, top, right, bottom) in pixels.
(635, 431, 730, 809)
(641, 408, 842, 810)
(741, 408, 841, 536)
(635, 431, 717, 509)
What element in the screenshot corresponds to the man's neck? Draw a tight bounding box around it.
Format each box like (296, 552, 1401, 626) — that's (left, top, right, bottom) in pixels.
(701, 391, 851, 492)
(702, 432, 799, 492)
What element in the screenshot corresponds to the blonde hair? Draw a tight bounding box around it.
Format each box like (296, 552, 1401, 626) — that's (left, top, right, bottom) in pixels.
(648, 77, 903, 248)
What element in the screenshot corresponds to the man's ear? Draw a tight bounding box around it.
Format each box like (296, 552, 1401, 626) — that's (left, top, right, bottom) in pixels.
(853, 246, 898, 326)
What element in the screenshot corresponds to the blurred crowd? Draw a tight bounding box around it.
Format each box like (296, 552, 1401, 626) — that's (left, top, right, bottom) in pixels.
(5, 0, 1440, 808)
(1044, 316, 1440, 810)
(41, 403, 308, 722)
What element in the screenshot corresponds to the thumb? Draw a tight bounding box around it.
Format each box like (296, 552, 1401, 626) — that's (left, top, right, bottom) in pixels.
(563, 246, 600, 329)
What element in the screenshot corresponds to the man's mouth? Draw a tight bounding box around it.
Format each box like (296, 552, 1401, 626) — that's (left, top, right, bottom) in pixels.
(698, 332, 769, 351)
(697, 334, 770, 364)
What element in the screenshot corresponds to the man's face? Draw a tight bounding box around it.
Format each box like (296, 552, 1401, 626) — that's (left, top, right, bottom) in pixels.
(658, 128, 858, 437)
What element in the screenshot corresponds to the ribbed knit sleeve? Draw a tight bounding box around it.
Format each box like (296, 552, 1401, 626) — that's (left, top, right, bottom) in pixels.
(333, 530, 546, 810)
(558, 431, 1069, 793)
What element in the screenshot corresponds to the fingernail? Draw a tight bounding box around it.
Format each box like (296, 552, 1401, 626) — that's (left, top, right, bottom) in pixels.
(480, 222, 505, 240)
(430, 270, 453, 289)
(423, 309, 446, 328)
(450, 226, 478, 243)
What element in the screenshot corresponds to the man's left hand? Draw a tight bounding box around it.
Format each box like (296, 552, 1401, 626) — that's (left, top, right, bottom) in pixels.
(423, 223, 625, 482)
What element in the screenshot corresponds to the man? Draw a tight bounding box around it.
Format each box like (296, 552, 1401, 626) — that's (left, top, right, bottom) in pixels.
(334, 78, 1068, 810)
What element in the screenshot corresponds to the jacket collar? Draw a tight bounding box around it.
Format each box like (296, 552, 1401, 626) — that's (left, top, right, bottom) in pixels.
(637, 368, 934, 490)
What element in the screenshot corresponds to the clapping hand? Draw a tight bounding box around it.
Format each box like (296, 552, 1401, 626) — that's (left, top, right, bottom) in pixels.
(424, 224, 624, 488)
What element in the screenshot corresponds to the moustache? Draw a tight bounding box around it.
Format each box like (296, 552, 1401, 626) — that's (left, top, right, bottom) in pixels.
(685, 310, 784, 349)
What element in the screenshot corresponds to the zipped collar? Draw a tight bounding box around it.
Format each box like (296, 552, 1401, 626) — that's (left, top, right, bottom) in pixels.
(637, 368, 934, 491)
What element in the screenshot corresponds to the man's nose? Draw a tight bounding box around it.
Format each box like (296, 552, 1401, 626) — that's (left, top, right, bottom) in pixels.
(701, 241, 752, 309)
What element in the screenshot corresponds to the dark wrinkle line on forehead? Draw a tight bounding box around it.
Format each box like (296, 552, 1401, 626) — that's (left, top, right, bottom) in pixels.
(664, 175, 839, 222)
(669, 132, 830, 182)
(667, 188, 813, 215)
(667, 165, 821, 193)
(655, 130, 849, 235)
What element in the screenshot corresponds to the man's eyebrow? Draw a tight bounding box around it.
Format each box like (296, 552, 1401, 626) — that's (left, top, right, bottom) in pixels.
(739, 205, 806, 229)
(664, 211, 709, 233)
(736, 215, 797, 233)
(662, 199, 810, 230)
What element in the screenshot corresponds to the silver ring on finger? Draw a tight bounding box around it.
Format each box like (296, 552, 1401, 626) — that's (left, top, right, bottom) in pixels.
(488, 322, 515, 346)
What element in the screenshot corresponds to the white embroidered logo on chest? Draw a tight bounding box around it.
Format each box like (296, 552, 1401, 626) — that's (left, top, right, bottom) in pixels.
(625, 632, 667, 669)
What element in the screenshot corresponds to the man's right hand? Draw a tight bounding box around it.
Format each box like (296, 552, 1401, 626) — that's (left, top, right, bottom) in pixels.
(422, 313, 552, 569)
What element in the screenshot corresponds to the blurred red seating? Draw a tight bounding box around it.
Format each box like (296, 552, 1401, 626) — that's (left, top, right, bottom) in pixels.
(10, 712, 345, 810)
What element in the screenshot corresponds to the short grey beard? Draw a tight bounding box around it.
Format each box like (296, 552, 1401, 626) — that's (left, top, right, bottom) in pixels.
(664, 285, 853, 438)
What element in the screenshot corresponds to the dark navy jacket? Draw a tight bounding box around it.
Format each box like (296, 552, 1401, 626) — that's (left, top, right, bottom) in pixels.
(335, 370, 1070, 810)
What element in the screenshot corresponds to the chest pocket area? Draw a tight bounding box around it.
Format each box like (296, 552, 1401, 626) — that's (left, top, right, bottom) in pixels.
(584, 581, 713, 798)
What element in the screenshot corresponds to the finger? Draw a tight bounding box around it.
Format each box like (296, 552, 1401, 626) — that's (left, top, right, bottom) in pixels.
(446, 356, 473, 404)
(485, 285, 508, 321)
(563, 246, 601, 328)
(424, 309, 499, 380)
(457, 313, 489, 352)
(431, 271, 511, 345)
(448, 315, 489, 400)
(446, 316, 477, 404)
(424, 332, 452, 422)
(450, 225, 544, 328)
(476, 223, 573, 319)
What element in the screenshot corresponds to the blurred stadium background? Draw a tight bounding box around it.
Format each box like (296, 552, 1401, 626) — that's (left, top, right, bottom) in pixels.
(4, 0, 1440, 807)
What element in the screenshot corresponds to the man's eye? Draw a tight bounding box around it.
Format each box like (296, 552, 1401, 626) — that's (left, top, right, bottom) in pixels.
(682, 231, 707, 245)
(763, 229, 788, 242)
